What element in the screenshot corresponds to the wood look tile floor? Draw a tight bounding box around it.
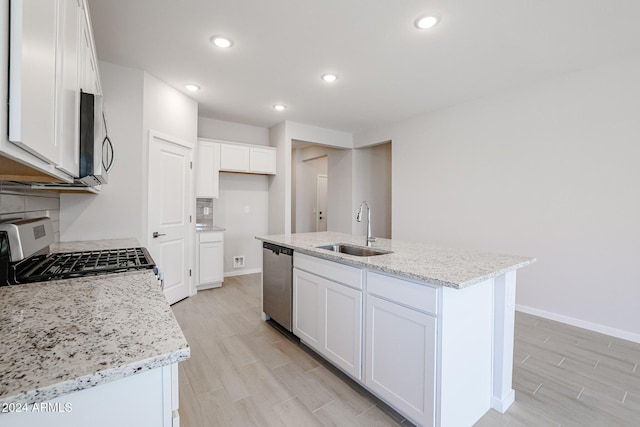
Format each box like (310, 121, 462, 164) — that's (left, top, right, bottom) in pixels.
(172, 274, 640, 426)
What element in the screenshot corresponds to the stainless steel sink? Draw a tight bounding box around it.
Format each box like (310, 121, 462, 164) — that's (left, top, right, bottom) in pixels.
(316, 243, 392, 257)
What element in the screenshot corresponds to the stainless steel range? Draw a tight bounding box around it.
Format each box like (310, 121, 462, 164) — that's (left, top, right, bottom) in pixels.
(0, 218, 155, 286)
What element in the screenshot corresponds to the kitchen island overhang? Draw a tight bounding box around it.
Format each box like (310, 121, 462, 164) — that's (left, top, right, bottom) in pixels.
(256, 231, 535, 427)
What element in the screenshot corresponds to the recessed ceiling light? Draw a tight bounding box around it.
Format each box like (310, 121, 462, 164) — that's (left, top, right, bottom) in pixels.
(415, 15, 439, 29)
(273, 104, 287, 111)
(185, 84, 200, 92)
(321, 74, 339, 83)
(210, 36, 233, 48)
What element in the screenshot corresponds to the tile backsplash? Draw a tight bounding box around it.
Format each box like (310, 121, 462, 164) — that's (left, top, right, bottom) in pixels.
(0, 183, 61, 241)
(196, 198, 214, 226)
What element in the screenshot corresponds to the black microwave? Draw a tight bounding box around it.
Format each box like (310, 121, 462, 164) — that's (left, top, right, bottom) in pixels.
(77, 91, 114, 186)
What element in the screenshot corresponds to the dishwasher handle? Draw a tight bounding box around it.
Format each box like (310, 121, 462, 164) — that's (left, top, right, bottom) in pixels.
(263, 241, 293, 256)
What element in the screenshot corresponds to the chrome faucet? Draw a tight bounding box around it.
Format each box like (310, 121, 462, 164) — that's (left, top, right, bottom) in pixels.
(356, 201, 375, 247)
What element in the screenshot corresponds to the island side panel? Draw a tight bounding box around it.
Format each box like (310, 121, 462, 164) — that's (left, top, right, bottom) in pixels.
(491, 270, 517, 412)
(439, 279, 493, 427)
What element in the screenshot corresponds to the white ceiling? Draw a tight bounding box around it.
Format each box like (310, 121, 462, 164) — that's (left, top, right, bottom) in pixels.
(87, 0, 640, 134)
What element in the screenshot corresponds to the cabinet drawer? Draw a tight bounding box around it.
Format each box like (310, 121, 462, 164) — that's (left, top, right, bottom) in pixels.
(366, 271, 438, 316)
(199, 231, 223, 243)
(294, 252, 362, 290)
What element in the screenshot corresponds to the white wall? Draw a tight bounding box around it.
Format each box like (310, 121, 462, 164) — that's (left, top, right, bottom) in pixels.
(294, 149, 328, 233)
(198, 116, 270, 275)
(286, 122, 352, 148)
(326, 148, 353, 233)
(60, 62, 145, 242)
(213, 173, 269, 274)
(141, 73, 198, 246)
(355, 55, 640, 340)
(352, 142, 392, 239)
(269, 121, 353, 234)
(268, 121, 289, 234)
(291, 144, 353, 234)
(61, 64, 198, 248)
(199, 117, 269, 145)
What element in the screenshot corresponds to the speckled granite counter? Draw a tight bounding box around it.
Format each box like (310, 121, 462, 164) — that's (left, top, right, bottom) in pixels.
(48, 238, 141, 253)
(0, 240, 190, 406)
(256, 231, 535, 289)
(196, 224, 225, 233)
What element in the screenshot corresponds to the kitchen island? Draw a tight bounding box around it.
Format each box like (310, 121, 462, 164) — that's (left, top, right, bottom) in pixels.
(256, 232, 535, 427)
(0, 239, 189, 427)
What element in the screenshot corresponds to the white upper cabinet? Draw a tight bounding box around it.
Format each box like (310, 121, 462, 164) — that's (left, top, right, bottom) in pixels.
(219, 142, 276, 175)
(79, 3, 101, 96)
(220, 143, 250, 172)
(56, 0, 82, 177)
(195, 139, 220, 198)
(9, 0, 60, 165)
(249, 146, 277, 174)
(3, 0, 101, 182)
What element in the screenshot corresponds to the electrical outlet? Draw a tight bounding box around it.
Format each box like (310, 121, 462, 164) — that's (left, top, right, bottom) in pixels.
(243, 206, 250, 214)
(233, 255, 245, 268)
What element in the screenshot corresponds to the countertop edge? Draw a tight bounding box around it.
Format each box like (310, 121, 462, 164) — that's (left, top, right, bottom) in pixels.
(196, 225, 226, 233)
(1, 347, 190, 406)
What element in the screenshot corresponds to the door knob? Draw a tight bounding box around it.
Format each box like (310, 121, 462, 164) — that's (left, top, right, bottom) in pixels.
(153, 231, 166, 238)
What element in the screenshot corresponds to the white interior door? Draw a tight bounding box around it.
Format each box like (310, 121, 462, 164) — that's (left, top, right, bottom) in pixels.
(148, 132, 193, 305)
(316, 174, 328, 232)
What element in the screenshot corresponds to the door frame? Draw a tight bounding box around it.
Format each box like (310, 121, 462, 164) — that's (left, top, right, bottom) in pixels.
(147, 130, 196, 298)
(316, 174, 328, 232)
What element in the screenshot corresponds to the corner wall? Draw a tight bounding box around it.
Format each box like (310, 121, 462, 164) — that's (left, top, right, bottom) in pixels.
(60, 62, 145, 242)
(352, 142, 392, 239)
(198, 116, 270, 276)
(355, 55, 640, 340)
(60, 63, 198, 248)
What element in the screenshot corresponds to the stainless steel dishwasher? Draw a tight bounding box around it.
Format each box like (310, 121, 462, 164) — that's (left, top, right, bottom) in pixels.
(262, 242, 293, 331)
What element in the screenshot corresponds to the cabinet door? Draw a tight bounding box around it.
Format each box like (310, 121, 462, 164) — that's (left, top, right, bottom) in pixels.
(199, 241, 223, 285)
(9, 0, 60, 165)
(79, 6, 99, 96)
(365, 295, 436, 427)
(249, 146, 276, 174)
(56, 0, 82, 177)
(195, 141, 220, 198)
(220, 144, 250, 172)
(323, 279, 362, 380)
(293, 268, 323, 351)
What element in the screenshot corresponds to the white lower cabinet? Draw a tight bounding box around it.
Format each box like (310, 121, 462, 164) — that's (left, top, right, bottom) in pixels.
(289, 253, 505, 426)
(3, 363, 179, 427)
(323, 279, 362, 379)
(365, 294, 436, 426)
(292, 268, 323, 349)
(293, 261, 362, 380)
(197, 231, 224, 290)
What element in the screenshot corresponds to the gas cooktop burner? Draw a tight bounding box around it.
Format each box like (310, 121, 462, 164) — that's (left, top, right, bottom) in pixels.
(8, 247, 155, 285)
(0, 218, 157, 286)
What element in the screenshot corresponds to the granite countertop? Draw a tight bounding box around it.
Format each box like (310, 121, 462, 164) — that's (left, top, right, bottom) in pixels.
(195, 223, 226, 233)
(256, 231, 535, 289)
(49, 238, 141, 253)
(0, 240, 190, 406)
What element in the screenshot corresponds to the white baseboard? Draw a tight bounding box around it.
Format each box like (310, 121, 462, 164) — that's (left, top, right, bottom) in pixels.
(516, 304, 640, 344)
(491, 389, 515, 414)
(224, 268, 262, 278)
